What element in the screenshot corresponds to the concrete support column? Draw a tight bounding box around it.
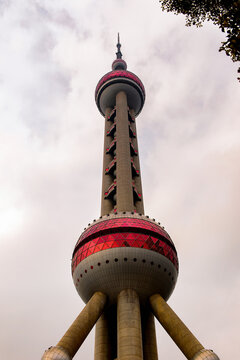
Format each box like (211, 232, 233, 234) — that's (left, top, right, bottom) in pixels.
(101, 107, 114, 216)
(117, 289, 143, 360)
(129, 108, 144, 214)
(94, 312, 111, 360)
(149, 294, 204, 360)
(116, 91, 134, 212)
(142, 310, 158, 360)
(56, 292, 107, 358)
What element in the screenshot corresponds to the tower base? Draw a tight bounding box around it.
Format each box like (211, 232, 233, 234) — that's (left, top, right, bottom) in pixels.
(41, 346, 71, 360)
(192, 349, 220, 360)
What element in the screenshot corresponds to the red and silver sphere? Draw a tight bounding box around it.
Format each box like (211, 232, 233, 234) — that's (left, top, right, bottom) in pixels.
(95, 59, 145, 117)
(72, 212, 178, 304)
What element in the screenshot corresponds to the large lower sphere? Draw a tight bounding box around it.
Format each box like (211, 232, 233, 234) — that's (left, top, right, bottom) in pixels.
(72, 213, 179, 304)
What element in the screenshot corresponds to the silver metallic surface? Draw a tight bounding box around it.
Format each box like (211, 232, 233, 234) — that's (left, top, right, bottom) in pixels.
(41, 346, 71, 360)
(192, 349, 220, 360)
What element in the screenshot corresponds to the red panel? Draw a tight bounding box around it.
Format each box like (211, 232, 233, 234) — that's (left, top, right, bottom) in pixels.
(95, 70, 145, 98)
(111, 241, 119, 248)
(116, 240, 125, 246)
(87, 248, 93, 256)
(75, 217, 173, 249)
(135, 240, 144, 247)
(97, 238, 104, 244)
(125, 239, 135, 246)
(72, 219, 178, 274)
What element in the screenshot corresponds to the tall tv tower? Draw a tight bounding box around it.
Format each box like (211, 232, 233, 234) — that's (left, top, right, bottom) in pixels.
(42, 36, 219, 360)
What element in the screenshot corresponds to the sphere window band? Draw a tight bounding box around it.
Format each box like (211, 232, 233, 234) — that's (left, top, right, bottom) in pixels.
(72, 216, 178, 273)
(72, 232, 178, 273)
(74, 217, 174, 248)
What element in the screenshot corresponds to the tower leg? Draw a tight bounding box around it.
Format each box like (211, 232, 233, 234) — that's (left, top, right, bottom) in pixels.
(117, 289, 143, 360)
(150, 294, 219, 360)
(142, 309, 158, 360)
(94, 312, 112, 360)
(42, 292, 107, 360)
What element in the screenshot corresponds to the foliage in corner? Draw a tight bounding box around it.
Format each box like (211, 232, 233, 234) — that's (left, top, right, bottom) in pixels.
(159, 0, 240, 79)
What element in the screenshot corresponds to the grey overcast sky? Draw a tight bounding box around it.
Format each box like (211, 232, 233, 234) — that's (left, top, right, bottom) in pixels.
(0, 1, 239, 359)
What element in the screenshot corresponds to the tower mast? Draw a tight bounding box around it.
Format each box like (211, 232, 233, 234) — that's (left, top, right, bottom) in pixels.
(42, 37, 220, 360)
(100, 35, 144, 215)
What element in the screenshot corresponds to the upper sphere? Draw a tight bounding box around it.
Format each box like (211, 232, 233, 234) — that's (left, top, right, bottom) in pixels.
(112, 59, 127, 70)
(95, 68, 145, 117)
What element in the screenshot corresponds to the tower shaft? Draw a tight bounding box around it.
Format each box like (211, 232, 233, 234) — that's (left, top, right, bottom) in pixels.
(42, 36, 220, 360)
(129, 109, 144, 214)
(101, 107, 114, 216)
(116, 91, 135, 212)
(101, 92, 144, 215)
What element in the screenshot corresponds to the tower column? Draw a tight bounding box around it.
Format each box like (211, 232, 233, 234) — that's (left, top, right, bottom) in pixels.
(116, 91, 134, 212)
(94, 312, 112, 360)
(117, 289, 143, 360)
(101, 107, 114, 216)
(150, 294, 204, 360)
(142, 309, 158, 360)
(129, 109, 144, 214)
(56, 292, 107, 358)
(42, 292, 107, 360)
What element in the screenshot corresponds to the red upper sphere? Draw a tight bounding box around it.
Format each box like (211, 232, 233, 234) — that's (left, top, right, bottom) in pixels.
(95, 69, 145, 117)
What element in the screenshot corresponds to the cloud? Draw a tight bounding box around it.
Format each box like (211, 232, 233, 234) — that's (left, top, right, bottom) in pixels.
(0, 1, 239, 359)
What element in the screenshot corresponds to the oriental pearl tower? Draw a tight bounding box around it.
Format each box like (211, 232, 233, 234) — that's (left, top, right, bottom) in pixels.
(42, 35, 220, 360)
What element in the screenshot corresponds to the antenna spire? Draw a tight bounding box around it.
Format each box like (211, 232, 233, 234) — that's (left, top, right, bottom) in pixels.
(116, 33, 122, 59)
